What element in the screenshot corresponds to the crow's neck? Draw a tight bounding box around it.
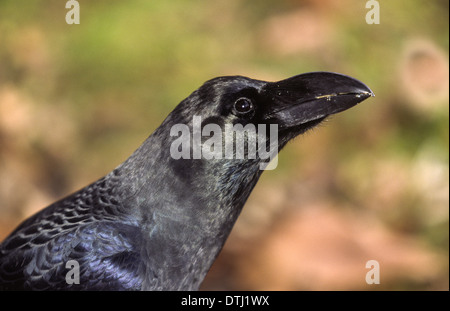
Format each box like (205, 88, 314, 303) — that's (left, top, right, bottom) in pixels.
(114, 129, 263, 289)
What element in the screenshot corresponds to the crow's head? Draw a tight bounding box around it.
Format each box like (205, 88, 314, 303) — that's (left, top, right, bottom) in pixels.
(163, 72, 373, 169)
(139, 71, 374, 214)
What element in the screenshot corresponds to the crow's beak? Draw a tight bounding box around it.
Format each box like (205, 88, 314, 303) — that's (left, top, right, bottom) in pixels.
(263, 72, 374, 129)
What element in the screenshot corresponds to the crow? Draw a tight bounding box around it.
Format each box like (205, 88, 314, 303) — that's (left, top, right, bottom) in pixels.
(0, 72, 373, 290)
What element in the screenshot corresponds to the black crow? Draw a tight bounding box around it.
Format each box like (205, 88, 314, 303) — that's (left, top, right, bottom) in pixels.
(0, 72, 373, 290)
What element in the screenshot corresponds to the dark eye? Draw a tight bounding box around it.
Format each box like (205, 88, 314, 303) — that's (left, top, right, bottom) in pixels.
(234, 98, 254, 114)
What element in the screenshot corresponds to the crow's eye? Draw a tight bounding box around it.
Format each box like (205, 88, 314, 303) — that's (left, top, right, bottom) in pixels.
(233, 98, 254, 115)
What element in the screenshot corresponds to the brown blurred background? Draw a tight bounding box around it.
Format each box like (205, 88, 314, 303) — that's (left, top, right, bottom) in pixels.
(0, 0, 448, 290)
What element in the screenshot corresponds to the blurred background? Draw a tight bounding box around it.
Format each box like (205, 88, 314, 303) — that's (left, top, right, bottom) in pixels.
(0, 0, 448, 290)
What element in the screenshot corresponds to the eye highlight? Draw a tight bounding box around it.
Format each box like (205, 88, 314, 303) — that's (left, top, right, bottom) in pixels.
(233, 97, 254, 115)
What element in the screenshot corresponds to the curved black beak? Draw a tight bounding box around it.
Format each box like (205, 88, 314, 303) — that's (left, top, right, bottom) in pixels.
(263, 72, 374, 129)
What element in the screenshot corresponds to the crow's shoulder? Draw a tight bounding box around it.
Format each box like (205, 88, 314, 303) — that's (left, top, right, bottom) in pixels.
(0, 218, 145, 290)
(0, 176, 145, 290)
